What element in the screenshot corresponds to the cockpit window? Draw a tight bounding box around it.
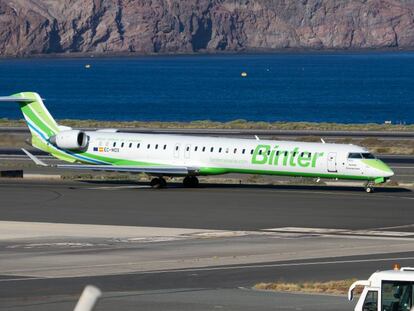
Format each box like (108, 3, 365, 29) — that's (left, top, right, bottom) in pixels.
(362, 153, 376, 159)
(348, 153, 362, 159)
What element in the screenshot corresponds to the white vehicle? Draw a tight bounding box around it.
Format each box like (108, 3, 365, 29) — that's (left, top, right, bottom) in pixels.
(349, 266, 414, 311)
(0, 92, 394, 192)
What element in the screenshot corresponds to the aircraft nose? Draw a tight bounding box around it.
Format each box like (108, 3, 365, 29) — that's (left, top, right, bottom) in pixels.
(385, 165, 394, 177)
(379, 160, 394, 177)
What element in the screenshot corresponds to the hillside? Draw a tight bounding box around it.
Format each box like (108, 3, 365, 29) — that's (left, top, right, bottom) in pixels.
(1, 0, 414, 56)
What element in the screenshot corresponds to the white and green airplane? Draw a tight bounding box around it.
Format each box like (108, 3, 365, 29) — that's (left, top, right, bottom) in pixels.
(0, 92, 394, 192)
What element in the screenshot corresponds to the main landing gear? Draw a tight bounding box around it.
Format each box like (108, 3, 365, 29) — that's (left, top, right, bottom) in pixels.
(183, 176, 199, 188)
(364, 181, 375, 193)
(149, 176, 200, 189)
(150, 177, 167, 189)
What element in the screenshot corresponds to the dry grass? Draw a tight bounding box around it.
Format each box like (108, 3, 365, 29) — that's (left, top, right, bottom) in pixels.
(1, 118, 414, 131)
(0, 134, 28, 147)
(254, 279, 360, 296)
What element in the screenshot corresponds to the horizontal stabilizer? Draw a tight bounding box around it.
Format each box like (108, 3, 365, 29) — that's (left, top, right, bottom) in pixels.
(21, 148, 48, 167)
(0, 96, 34, 103)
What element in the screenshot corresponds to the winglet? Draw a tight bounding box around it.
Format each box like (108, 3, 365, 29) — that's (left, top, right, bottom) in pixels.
(21, 148, 49, 167)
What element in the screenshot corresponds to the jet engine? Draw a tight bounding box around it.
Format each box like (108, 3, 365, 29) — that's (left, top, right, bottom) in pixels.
(49, 130, 89, 150)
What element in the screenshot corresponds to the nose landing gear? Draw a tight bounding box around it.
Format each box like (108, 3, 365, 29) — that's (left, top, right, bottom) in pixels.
(364, 181, 375, 193)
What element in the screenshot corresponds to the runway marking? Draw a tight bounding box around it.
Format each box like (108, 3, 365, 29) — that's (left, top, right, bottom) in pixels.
(84, 185, 150, 190)
(1, 256, 414, 282)
(373, 224, 414, 231)
(263, 227, 414, 237)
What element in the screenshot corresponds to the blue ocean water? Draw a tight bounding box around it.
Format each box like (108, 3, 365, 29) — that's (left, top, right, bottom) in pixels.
(0, 52, 413, 124)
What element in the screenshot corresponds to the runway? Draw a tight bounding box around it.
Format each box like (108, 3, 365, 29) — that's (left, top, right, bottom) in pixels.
(1, 126, 414, 139)
(0, 180, 413, 310)
(0, 180, 413, 230)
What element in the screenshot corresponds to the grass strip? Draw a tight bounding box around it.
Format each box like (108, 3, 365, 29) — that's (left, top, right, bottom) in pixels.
(254, 279, 362, 296)
(1, 118, 413, 131)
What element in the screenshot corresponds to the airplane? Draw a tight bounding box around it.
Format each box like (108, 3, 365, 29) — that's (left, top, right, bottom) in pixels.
(0, 92, 394, 193)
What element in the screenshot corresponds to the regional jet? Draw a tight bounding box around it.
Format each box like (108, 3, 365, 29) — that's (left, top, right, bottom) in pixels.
(0, 92, 394, 192)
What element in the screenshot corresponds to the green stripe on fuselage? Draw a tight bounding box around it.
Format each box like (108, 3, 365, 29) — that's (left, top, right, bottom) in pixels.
(199, 167, 377, 181)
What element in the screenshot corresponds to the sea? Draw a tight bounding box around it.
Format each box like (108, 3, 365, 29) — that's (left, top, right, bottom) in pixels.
(0, 52, 413, 124)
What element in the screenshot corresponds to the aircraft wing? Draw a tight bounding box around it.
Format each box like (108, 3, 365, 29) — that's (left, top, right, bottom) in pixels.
(22, 148, 196, 176)
(56, 164, 192, 175)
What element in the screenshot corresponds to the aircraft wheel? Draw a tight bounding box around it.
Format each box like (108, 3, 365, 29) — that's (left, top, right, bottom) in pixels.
(365, 187, 374, 193)
(183, 176, 199, 188)
(159, 177, 167, 188)
(150, 177, 167, 189)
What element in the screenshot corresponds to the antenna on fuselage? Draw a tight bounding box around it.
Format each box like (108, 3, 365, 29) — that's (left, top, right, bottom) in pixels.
(255, 135, 260, 141)
(320, 138, 326, 144)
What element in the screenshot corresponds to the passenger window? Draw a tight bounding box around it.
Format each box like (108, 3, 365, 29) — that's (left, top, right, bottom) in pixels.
(129, 143, 132, 148)
(259, 150, 262, 155)
(348, 153, 362, 159)
(210, 147, 214, 152)
(113, 142, 116, 147)
(234, 148, 237, 154)
(195, 146, 198, 151)
(163, 145, 167, 150)
(284, 151, 288, 156)
(175, 145, 179, 151)
(363, 290, 378, 311)
(267, 150, 271, 156)
(219, 147, 222, 153)
(202, 147, 206, 152)
(186, 146, 190, 151)
(147, 144, 150, 149)
(137, 143, 140, 148)
(155, 144, 158, 149)
(242, 149, 245, 154)
(276, 151, 280, 156)
(251, 149, 254, 154)
(121, 142, 124, 148)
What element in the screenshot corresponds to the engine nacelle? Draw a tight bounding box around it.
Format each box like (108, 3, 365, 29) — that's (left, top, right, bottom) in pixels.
(49, 130, 89, 150)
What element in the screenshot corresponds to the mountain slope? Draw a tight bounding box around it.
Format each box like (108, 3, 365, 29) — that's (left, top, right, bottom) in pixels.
(1, 0, 414, 56)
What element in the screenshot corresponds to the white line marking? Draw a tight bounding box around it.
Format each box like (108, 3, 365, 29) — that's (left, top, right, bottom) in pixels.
(85, 185, 150, 190)
(1, 256, 414, 282)
(373, 224, 414, 231)
(264, 227, 414, 237)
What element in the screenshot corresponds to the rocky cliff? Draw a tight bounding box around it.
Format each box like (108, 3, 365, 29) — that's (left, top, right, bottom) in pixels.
(1, 0, 414, 56)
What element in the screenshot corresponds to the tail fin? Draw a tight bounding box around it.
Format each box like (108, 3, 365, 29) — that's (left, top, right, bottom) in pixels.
(0, 92, 60, 151)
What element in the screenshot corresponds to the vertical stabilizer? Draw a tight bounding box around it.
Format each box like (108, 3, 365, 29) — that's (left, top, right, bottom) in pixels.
(0, 92, 59, 152)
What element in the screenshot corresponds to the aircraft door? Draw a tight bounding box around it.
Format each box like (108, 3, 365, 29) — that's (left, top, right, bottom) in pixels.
(174, 143, 180, 159)
(327, 152, 337, 172)
(184, 144, 191, 159)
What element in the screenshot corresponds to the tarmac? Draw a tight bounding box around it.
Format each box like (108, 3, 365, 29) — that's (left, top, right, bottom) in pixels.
(0, 180, 413, 310)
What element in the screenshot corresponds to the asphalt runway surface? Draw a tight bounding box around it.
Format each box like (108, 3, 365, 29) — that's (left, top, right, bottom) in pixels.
(0, 180, 413, 230)
(0, 180, 413, 310)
